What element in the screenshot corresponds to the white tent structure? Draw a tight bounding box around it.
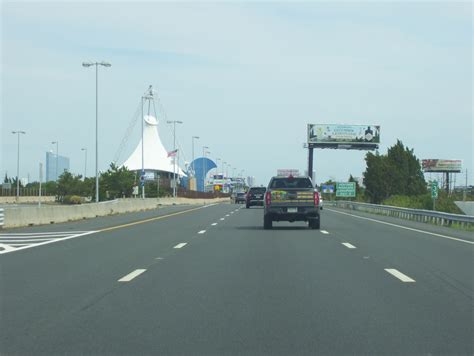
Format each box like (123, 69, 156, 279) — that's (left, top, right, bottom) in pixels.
(121, 115, 185, 176)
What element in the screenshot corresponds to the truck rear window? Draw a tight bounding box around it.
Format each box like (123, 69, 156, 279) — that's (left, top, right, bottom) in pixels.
(270, 178, 313, 189)
(249, 188, 266, 194)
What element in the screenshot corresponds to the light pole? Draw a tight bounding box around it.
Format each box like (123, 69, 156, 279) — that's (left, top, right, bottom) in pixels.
(216, 158, 221, 176)
(81, 148, 87, 180)
(167, 120, 183, 197)
(202, 146, 209, 192)
(51, 141, 59, 181)
(82, 60, 111, 202)
(192, 136, 200, 176)
(223, 161, 227, 178)
(12, 131, 26, 201)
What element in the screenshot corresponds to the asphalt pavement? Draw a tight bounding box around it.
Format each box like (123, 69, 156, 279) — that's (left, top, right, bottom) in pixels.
(1, 202, 472, 355)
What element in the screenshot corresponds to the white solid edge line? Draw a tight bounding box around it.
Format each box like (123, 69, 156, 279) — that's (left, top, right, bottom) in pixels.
(118, 269, 147, 282)
(342, 242, 356, 249)
(211, 223, 218, 226)
(0, 231, 98, 255)
(174, 242, 188, 249)
(385, 268, 416, 282)
(0, 231, 89, 236)
(198, 230, 206, 234)
(326, 209, 474, 245)
(320, 230, 329, 234)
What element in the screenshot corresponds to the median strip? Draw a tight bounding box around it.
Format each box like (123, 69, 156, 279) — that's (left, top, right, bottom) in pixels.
(118, 269, 146, 282)
(384, 268, 415, 283)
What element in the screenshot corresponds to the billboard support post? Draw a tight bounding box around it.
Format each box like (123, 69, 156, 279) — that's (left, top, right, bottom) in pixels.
(308, 147, 314, 181)
(445, 172, 450, 193)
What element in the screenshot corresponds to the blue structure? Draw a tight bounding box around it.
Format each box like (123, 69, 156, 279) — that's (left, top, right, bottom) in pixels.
(182, 157, 217, 192)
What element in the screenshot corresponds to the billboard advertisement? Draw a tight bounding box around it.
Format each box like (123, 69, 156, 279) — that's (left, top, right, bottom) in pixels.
(307, 124, 380, 149)
(321, 184, 335, 193)
(422, 159, 462, 173)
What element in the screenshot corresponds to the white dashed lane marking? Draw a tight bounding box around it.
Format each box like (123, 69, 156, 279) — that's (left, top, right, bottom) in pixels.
(220, 218, 225, 221)
(385, 269, 416, 283)
(198, 230, 206, 234)
(320, 230, 329, 234)
(118, 269, 147, 282)
(173, 243, 188, 249)
(211, 223, 218, 226)
(226, 214, 230, 217)
(342, 242, 356, 249)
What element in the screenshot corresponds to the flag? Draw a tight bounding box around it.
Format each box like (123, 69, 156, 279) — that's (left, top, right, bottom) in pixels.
(167, 149, 178, 157)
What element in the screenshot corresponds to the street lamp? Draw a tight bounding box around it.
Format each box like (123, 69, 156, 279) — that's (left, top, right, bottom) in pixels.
(12, 131, 26, 201)
(51, 141, 59, 181)
(167, 120, 183, 197)
(223, 161, 227, 178)
(216, 158, 221, 176)
(81, 148, 87, 180)
(192, 136, 200, 176)
(82, 60, 111, 203)
(202, 146, 209, 192)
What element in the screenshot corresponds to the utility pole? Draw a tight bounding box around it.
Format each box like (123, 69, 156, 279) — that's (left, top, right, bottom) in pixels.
(12, 131, 26, 201)
(167, 120, 183, 197)
(81, 148, 87, 180)
(39, 163, 43, 207)
(192, 136, 199, 176)
(82, 61, 112, 203)
(51, 141, 59, 181)
(463, 169, 468, 201)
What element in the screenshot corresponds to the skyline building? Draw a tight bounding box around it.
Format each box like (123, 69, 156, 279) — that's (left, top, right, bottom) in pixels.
(46, 151, 70, 181)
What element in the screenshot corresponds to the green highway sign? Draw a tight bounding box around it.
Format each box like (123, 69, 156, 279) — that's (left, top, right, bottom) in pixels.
(431, 181, 438, 199)
(336, 182, 356, 197)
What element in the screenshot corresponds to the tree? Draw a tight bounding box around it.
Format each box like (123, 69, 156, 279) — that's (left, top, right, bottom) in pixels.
(100, 163, 135, 200)
(57, 171, 84, 201)
(363, 140, 426, 203)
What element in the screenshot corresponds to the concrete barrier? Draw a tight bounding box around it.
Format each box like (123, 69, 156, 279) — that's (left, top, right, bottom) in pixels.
(0, 196, 56, 204)
(2, 197, 229, 228)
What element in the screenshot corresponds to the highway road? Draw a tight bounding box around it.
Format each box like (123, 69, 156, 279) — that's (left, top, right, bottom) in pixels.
(1, 202, 473, 355)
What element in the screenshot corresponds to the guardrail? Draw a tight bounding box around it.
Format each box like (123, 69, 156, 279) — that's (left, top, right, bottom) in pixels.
(327, 201, 474, 228)
(0, 208, 4, 228)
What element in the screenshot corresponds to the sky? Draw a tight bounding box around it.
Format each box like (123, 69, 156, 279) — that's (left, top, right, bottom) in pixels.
(1, 0, 472, 186)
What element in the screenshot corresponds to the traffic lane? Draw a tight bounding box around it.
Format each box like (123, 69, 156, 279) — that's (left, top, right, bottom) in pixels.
(16, 205, 471, 355)
(326, 206, 474, 243)
(324, 208, 474, 295)
(0, 203, 216, 234)
(0, 203, 236, 351)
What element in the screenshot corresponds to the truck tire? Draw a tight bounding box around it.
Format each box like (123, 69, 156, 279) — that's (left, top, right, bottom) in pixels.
(263, 215, 273, 229)
(309, 218, 320, 230)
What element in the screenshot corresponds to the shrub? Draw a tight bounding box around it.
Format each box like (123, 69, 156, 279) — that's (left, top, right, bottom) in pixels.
(63, 195, 84, 205)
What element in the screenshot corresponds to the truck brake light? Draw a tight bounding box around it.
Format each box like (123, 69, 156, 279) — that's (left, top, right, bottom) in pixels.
(265, 191, 271, 205)
(314, 191, 320, 206)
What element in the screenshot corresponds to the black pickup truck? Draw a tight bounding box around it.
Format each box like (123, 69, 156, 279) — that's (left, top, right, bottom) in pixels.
(263, 176, 321, 229)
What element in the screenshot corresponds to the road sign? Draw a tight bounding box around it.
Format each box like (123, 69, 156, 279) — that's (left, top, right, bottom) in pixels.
(336, 182, 356, 197)
(431, 181, 438, 199)
(321, 184, 334, 193)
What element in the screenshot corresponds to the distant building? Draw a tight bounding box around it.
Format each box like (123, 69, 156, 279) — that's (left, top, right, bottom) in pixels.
(46, 151, 70, 181)
(247, 176, 256, 187)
